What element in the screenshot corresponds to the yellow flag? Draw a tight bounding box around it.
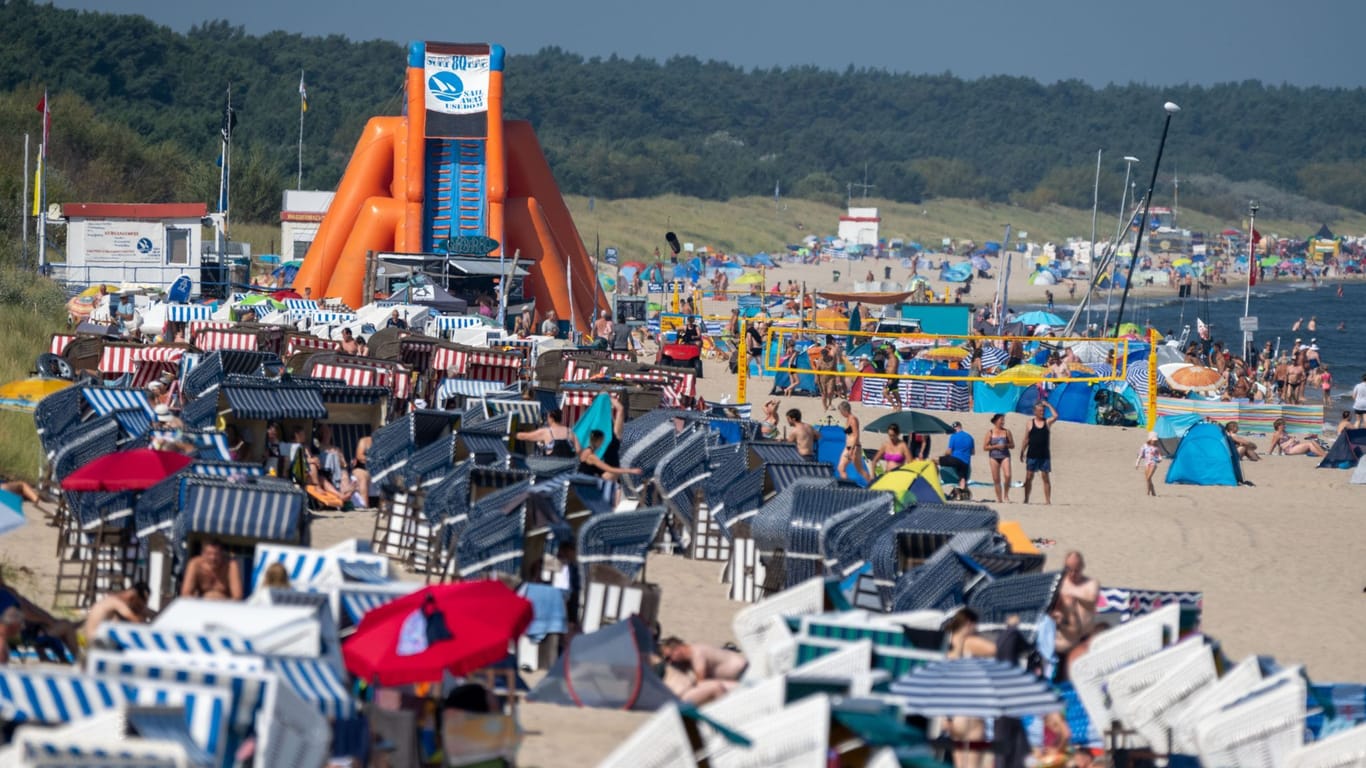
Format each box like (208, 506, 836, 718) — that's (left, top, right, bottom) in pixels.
(31, 153, 41, 216)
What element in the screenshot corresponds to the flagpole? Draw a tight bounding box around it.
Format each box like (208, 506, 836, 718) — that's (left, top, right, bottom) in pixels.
(297, 69, 306, 190)
(21, 133, 29, 268)
(37, 89, 49, 272)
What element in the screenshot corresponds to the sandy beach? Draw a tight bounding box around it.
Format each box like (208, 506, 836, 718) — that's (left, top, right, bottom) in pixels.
(2, 258, 1362, 767)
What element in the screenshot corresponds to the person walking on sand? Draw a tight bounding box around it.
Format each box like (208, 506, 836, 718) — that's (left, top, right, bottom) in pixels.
(1020, 400, 1058, 504)
(836, 402, 872, 483)
(984, 414, 1015, 503)
(1136, 431, 1162, 497)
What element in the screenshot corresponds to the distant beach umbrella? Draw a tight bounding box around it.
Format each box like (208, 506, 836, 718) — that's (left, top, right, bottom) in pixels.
(890, 658, 1063, 719)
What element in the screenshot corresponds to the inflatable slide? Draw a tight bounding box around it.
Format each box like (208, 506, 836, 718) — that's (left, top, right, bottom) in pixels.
(293, 41, 606, 330)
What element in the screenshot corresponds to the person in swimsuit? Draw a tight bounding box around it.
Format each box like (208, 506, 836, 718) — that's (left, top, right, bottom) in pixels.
(836, 402, 872, 483)
(576, 429, 642, 481)
(180, 539, 243, 601)
(942, 609, 996, 768)
(759, 400, 782, 440)
(515, 409, 580, 458)
(1267, 417, 1326, 457)
(1135, 431, 1162, 497)
(1020, 400, 1058, 504)
(350, 436, 372, 504)
(984, 413, 1015, 503)
(869, 424, 908, 475)
(785, 408, 817, 460)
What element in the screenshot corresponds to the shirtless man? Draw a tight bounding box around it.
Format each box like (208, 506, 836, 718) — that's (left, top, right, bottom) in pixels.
(339, 327, 360, 356)
(660, 636, 747, 705)
(1050, 551, 1099, 676)
(180, 540, 243, 601)
(1285, 356, 1306, 404)
(83, 583, 153, 642)
(785, 409, 817, 460)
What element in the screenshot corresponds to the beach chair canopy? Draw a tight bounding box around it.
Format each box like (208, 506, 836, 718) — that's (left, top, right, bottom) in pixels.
(1165, 422, 1243, 486)
(528, 615, 677, 711)
(1318, 428, 1366, 469)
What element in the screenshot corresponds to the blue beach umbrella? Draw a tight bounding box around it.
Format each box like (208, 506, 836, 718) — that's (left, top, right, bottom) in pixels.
(0, 489, 25, 536)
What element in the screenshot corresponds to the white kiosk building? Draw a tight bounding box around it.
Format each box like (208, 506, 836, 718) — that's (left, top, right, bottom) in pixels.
(838, 206, 881, 248)
(280, 190, 335, 262)
(56, 203, 207, 291)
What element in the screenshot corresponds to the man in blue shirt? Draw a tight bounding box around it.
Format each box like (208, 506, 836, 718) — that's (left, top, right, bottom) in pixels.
(940, 421, 975, 500)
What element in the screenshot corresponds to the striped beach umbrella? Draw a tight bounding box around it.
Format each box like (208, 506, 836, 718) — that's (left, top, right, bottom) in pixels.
(889, 658, 1063, 719)
(978, 345, 1010, 370)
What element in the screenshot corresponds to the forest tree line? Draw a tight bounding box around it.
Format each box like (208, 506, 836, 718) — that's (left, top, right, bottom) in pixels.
(1, 0, 1363, 252)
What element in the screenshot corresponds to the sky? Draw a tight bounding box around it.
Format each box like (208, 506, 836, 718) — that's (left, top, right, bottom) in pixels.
(51, 0, 1366, 88)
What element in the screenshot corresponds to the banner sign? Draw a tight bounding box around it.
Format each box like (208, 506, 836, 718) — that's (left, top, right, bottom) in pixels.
(424, 43, 490, 138)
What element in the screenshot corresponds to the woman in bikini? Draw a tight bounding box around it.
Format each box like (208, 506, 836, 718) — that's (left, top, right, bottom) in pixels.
(985, 413, 1015, 502)
(943, 609, 997, 768)
(869, 424, 909, 475)
(1267, 417, 1326, 457)
(836, 401, 872, 483)
(759, 400, 782, 440)
(515, 408, 579, 458)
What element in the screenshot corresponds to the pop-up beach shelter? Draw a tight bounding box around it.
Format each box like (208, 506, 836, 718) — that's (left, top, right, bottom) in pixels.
(1154, 413, 1204, 458)
(871, 462, 945, 509)
(1165, 422, 1243, 486)
(527, 615, 677, 711)
(1318, 428, 1366, 469)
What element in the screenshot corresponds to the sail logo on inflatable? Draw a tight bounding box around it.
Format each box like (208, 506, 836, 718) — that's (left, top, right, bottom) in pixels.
(425, 52, 489, 114)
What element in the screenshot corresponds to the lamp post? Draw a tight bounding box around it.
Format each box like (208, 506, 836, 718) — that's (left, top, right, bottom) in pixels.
(1112, 102, 1180, 336)
(1243, 200, 1259, 359)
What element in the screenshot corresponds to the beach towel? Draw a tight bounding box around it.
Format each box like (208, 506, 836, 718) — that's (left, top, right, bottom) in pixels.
(572, 393, 613, 459)
(519, 583, 568, 642)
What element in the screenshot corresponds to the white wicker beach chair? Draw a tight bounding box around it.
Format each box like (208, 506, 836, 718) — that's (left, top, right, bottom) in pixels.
(697, 676, 787, 763)
(1284, 720, 1366, 768)
(1102, 635, 1210, 743)
(1089, 602, 1181, 655)
(1111, 636, 1219, 750)
(1194, 667, 1307, 768)
(732, 578, 826, 679)
(1068, 609, 1170, 746)
(1169, 656, 1266, 755)
(596, 703, 696, 768)
(709, 694, 832, 768)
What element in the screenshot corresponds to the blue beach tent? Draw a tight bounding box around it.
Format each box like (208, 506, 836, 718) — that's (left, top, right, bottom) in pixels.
(1165, 422, 1243, 486)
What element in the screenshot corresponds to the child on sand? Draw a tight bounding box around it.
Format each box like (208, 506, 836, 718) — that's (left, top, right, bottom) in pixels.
(1136, 432, 1161, 497)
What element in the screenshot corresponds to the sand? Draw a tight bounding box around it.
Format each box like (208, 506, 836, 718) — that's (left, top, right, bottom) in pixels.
(3, 259, 1363, 767)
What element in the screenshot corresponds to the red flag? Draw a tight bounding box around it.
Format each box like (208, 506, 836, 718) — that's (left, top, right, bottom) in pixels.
(1249, 262, 1256, 287)
(1248, 228, 1261, 287)
(35, 91, 50, 158)
(1252, 229, 1262, 245)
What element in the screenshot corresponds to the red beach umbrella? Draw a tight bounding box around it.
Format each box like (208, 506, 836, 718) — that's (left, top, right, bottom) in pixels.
(343, 580, 532, 686)
(60, 449, 193, 492)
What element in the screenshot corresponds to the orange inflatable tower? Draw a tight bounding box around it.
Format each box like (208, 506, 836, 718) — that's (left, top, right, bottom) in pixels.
(293, 41, 606, 331)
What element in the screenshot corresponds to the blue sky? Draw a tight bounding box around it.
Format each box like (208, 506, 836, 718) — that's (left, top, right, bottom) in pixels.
(52, 0, 1366, 88)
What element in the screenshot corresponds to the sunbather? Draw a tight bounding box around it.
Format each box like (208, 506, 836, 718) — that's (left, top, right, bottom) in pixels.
(0, 574, 79, 663)
(83, 582, 153, 646)
(1223, 421, 1261, 461)
(1050, 550, 1099, 682)
(180, 539, 243, 601)
(659, 636, 746, 705)
(1267, 418, 1327, 457)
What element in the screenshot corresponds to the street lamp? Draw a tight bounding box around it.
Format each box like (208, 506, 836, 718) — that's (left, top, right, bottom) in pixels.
(1113, 102, 1180, 336)
(1243, 200, 1260, 359)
